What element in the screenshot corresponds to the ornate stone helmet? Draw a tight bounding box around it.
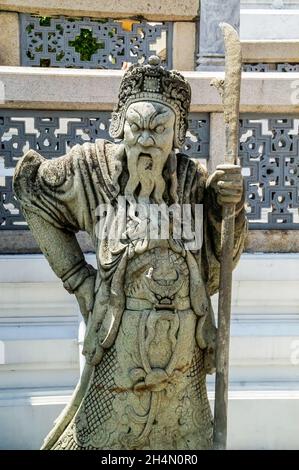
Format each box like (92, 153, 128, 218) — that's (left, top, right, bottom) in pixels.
(109, 56, 191, 148)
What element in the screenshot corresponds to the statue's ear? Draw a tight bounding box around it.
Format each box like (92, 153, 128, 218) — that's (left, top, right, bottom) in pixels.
(174, 116, 188, 150)
(109, 111, 125, 140)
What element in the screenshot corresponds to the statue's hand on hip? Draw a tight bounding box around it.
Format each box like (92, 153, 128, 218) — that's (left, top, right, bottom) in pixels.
(74, 275, 96, 322)
(207, 164, 243, 206)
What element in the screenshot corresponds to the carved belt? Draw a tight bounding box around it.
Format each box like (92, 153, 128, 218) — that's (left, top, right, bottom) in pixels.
(126, 297, 191, 311)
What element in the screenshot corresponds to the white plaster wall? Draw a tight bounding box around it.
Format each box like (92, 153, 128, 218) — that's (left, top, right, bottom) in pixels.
(241, 0, 299, 8)
(0, 253, 299, 449)
(241, 8, 299, 40)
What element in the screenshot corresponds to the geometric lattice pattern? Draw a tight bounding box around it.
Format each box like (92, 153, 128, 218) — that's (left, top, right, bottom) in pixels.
(239, 116, 299, 229)
(243, 63, 272, 72)
(182, 114, 210, 161)
(277, 63, 299, 72)
(243, 63, 299, 72)
(0, 110, 209, 230)
(20, 15, 173, 69)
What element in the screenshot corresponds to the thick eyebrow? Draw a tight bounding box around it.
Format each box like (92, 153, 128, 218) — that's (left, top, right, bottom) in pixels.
(150, 110, 174, 129)
(126, 108, 143, 125)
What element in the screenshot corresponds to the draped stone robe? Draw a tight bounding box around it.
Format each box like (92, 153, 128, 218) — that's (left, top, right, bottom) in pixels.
(14, 139, 247, 450)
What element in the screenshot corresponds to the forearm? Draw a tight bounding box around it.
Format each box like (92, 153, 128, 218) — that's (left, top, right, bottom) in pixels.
(24, 209, 95, 293)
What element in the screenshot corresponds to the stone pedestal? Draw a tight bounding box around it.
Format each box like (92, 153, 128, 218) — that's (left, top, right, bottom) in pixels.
(197, 0, 240, 71)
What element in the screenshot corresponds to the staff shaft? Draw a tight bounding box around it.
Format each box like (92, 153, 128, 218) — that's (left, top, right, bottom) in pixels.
(213, 203, 235, 449)
(211, 22, 242, 450)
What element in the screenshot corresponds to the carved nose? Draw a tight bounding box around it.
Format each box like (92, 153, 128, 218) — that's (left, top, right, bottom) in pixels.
(138, 131, 154, 147)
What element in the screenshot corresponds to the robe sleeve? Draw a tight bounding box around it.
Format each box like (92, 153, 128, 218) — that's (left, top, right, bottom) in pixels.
(13, 143, 101, 293)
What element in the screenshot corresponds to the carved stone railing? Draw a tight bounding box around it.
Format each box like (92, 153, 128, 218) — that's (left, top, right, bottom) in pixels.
(239, 115, 299, 229)
(1, 3, 299, 72)
(3, 110, 298, 230)
(243, 64, 299, 72)
(0, 68, 299, 252)
(242, 40, 299, 72)
(2, 111, 297, 231)
(18, 16, 299, 73)
(20, 15, 174, 69)
(0, 109, 210, 230)
(0, 2, 198, 70)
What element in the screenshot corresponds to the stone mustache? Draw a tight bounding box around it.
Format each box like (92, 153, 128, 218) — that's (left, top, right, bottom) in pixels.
(14, 56, 246, 450)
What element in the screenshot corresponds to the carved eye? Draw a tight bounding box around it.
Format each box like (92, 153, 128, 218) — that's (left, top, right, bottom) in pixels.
(155, 125, 165, 134)
(130, 123, 140, 132)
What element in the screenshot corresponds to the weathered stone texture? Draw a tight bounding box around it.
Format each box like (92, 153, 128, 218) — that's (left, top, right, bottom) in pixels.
(13, 57, 246, 450)
(172, 22, 196, 71)
(0, 12, 20, 66)
(0, 0, 199, 20)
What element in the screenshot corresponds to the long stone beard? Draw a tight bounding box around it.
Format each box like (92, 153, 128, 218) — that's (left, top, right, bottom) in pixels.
(124, 148, 178, 206)
(125, 149, 167, 205)
(123, 150, 179, 243)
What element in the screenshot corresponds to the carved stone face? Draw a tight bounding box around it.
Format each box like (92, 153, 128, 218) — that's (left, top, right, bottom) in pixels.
(123, 101, 175, 203)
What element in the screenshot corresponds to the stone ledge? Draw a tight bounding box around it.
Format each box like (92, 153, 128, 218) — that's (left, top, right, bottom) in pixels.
(245, 230, 299, 253)
(0, 0, 199, 21)
(242, 40, 299, 63)
(1, 229, 298, 253)
(0, 67, 298, 113)
(0, 230, 94, 254)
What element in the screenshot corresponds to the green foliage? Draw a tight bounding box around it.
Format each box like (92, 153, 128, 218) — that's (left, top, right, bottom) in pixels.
(69, 29, 104, 61)
(39, 16, 51, 27)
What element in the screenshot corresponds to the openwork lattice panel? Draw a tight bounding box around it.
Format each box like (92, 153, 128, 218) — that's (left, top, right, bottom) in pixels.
(243, 63, 299, 72)
(243, 63, 271, 72)
(182, 114, 210, 161)
(239, 116, 299, 229)
(277, 63, 299, 72)
(20, 15, 173, 69)
(0, 111, 209, 230)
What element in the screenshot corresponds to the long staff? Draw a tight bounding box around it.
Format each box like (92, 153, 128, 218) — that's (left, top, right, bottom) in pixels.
(211, 22, 242, 450)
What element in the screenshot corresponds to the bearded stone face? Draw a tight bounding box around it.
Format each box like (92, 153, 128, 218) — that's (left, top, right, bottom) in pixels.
(123, 101, 175, 204)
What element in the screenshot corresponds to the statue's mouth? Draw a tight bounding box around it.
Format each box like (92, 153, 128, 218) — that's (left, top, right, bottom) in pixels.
(138, 152, 152, 158)
(137, 153, 153, 170)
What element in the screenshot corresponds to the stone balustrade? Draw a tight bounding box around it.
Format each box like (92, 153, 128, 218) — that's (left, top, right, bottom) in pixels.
(242, 40, 299, 71)
(0, 4, 299, 72)
(1, 67, 299, 251)
(0, 67, 297, 111)
(0, 2, 198, 70)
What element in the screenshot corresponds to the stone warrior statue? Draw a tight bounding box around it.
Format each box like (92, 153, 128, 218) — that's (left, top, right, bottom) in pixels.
(14, 57, 247, 450)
